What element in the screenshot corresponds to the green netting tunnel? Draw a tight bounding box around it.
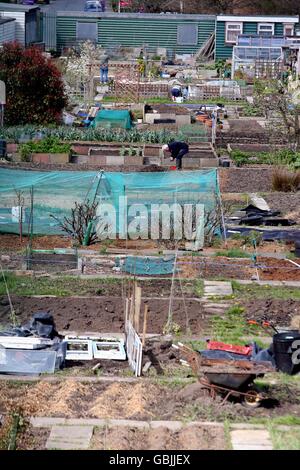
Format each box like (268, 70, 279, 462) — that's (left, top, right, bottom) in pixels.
(90, 109, 132, 129)
(0, 168, 219, 238)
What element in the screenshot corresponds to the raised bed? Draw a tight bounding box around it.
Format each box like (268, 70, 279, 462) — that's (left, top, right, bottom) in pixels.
(31, 153, 70, 164)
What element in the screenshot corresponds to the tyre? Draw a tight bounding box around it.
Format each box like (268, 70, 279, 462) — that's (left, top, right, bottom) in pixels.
(242, 389, 262, 409)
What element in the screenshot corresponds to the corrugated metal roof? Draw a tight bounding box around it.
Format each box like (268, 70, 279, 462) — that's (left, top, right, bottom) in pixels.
(0, 4, 39, 12)
(56, 11, 216, 20)
(56, 15, 215, 53)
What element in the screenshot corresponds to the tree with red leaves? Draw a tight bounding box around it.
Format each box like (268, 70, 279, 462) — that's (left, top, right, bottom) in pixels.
(0, 42, 67, 126)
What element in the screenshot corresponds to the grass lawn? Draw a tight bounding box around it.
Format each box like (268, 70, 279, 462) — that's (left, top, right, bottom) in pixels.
(232, 281, 300, 300)
(271, 427, 300, 450)
(0, 273, 121, 297)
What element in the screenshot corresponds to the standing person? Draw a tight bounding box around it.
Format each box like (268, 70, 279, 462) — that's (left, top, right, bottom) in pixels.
(162, 141, 189, 170)
(182, 86, 189, 101)
(100, 0, 105, 11)
(100, 53, 109, 84)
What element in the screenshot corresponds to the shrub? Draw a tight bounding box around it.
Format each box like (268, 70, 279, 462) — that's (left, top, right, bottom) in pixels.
(230, 150, 250, 167)
(215, 249, 251, 258)
(0, 42, 67, 125)
(272, 167, 300, 192)
(242, 104, 263, 117)
(230, 148, 300, 167)
(232, 230, 263, 247)
(19, 137, 71, 157)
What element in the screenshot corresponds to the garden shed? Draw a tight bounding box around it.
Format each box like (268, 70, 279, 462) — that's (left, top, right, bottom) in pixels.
(0, 17, 15, 45)
(215, 15, 299, 60)
(0, 4, 41, 46)
(56, 12, 216, 55)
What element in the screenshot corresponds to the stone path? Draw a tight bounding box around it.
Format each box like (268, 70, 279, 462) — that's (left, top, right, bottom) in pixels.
(230, 428, 273, 450)
(202, 281, 233, 314)
(203, 281, 233, 298)
(46, 425, 94, 450)
(31, 417, 278, 450)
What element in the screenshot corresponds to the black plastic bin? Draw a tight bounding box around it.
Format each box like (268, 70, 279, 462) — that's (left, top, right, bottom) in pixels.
(0, 139, 7, 158)
(273, 331, 300, 375)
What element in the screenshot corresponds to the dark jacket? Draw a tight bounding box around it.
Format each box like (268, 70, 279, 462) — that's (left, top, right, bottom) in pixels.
(168, 141, 189, 158)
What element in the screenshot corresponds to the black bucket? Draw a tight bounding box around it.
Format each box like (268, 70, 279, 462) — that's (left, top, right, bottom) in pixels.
(273, 331, 300, 375)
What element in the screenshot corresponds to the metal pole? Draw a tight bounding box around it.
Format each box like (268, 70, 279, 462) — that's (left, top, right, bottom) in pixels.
(0, 104, 4, 127)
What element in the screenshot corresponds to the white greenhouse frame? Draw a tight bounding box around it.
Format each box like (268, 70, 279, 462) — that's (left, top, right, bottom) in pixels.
(232, 45, 283, 80)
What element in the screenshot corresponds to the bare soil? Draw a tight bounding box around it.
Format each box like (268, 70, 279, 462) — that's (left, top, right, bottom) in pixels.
(0, 380, 299, 424)
(219, 168, 273, 193)
(264, 192, 300, 224)
(16, 426, 50, 450)
(227, 119, 266, 135)
(0, 295, 208, 334)
(90, 424, 226, 450)
(242, 299, 300, 326)
(178, 256, 300, 281)
(0, 234, 159, 253)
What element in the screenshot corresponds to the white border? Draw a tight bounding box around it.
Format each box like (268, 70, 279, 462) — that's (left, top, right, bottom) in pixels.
(217, 15, 298, 23)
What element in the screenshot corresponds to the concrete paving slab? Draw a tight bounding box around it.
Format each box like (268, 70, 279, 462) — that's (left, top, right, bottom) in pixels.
(30, 417, 67, 427)
(204, 281, 233, 297)
(230, 429, 272, 449)
(230, 423, 266, 430)
(109, 419, 149, 429)
(150, 421, 182, 431)
(46, 425, 94, 450)
(202, 303, 232, 309)
(233, 444, 273, 450)
(203, 308, 228, 314)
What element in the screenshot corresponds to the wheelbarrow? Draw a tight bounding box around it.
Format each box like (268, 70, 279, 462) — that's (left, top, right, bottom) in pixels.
(174, 343, 275, 408)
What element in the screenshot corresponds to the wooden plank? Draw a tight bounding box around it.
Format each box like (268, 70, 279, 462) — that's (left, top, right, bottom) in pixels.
(134, 286, 142, 334)
(142, 304, 148, 347)
(125, 297, 129, 324)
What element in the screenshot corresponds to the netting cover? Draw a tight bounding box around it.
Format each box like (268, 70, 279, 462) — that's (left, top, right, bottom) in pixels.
(0, 168, 219, 237)
(121, 255, 175, 275)
(99, 169, 218, 234)
(90, 109, 132, 129)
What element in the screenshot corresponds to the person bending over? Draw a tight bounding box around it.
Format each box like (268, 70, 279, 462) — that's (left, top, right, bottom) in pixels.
(162, 141, 189, 170)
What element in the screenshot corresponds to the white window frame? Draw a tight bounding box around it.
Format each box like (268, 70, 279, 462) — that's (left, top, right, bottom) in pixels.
(283, 24, 294, 37)
(225, 22, 243, 44)
(257, 23, 275, 36)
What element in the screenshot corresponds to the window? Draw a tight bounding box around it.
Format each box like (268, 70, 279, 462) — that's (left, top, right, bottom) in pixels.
(225, 22, 243, 44)
(177, 24, 198, 46)
(284, 24, 294, 37)
(257, 23, 274, 37)
(76, 22, 98, 41)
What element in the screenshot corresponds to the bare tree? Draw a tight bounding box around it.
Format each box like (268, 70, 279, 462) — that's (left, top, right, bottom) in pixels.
(254, 79, 300, 151)
(50, 201, 99, 245)
(204, 194, 234, 246)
